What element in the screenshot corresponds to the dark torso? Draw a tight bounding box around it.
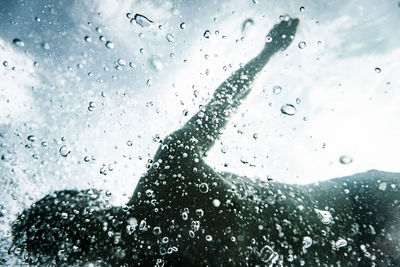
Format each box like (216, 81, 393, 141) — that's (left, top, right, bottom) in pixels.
(10, 130, 399, 266)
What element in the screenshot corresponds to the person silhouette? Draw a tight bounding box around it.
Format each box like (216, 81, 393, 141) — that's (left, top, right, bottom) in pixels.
(10, 17, 400, 266)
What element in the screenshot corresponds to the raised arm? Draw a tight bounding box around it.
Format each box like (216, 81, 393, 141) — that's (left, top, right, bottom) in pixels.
(178, 17, 299, 153)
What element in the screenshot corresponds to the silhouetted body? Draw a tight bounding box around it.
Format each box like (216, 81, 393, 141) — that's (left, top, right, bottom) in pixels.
(11, 18, 400, 266)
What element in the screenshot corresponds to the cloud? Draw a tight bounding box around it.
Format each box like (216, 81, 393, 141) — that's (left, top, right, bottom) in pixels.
(0, 38, 42, 125)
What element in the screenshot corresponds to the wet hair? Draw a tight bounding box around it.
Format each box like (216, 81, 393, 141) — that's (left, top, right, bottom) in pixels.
(11, 189, 111, 265)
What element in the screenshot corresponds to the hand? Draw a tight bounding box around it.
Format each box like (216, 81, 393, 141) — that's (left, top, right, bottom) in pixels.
(264, 17, 299, 53)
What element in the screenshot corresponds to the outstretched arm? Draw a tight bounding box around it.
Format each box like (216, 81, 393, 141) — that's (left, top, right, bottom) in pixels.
(178, 18, 299, 153)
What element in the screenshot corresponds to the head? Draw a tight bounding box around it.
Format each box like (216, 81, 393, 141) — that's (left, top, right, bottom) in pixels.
(265, 16, 300, 52)
(11, 189, 124, 265)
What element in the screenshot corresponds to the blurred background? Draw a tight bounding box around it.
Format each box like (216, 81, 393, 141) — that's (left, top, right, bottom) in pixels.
(1, 0, 400, 264)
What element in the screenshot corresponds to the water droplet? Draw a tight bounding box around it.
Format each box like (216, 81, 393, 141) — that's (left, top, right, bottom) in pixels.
(127, 140, 133, 146)
(314, 209, 333, 224)
(153, 226, 162, 235)
(3, 61, 8, 67)
(259, 245, 278, 264)
(205, 235, 213, 241)
(146, 79, 152, 86)
(41, 42, 50, 50)
(252, 0, 259, 4)
(180, 22, 186, 29)
(199, 183, 209, 193)
(88, 101, 95, 111)
(296, 98, 301, 104)
(129, 62, 136, 68)
(298, 41, 306, 49)
(149, 55, 164, 71)
(203, 30, 211, 38)
(212, 199, 221, 207)
(272, 85, 282, 94)
(195, 209, 204, 217)
(374, 67, 381, 73)
(189, 230, 195, 238)
(105, 190, 112, 197)
(265, 35, 273, 43)
(100, 166, 107, 175)
(84, 36, 92, 42)
(145, 189, 153, 197)
(139, 220, 147, 230)
(166, 33, 175, 43)
(99, 35, 106, 42)
(281, 104, 297, 116)
(59, 145, 71, 157)
(181, 211, 188, 220)
(335, 238, 347, 248)
(182, 109, 189, 116)
(300, 6, 305, 12)
(105, 41, 114, 49)
(253, 133, 258, 140)
(266, 195, 276, 205)
(303, 236, 312, 248)
(241, 18, 254, 33)
(12, 38, 24, 47)
(378, 182, 387, 191)
(61, 212, 68, 219)
(132, 14, 153, 28)
(27, 135, 35, 142)
(117, 58, 126, 66)
(339, 155, 353, 165)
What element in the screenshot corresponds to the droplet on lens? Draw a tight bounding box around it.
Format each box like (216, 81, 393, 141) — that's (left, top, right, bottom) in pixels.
(105, 41, 114, 49)
(339, 155, 353, 165)
(166, 33, 175, 43)
(272, 85, 282, 95)
(12, 38, 25, 47)
(298, 41, 306, 49)
(199, 183, 209, 193)
(149, 55, 164, 71)
(335, 239, 347, 248)
(41, 42, 50, 50)
(280, 104, 297, 116)
(203, 30, 211, 38)
(88, 101, 95, 111)
(259, 245, 278, 263)
(133, 14, 153, 28)
(59, 145, 71, 157)
(84, 36, 92, 42)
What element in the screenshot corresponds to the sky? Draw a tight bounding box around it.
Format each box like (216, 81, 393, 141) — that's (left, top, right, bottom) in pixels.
(1, 0, 400, 264)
